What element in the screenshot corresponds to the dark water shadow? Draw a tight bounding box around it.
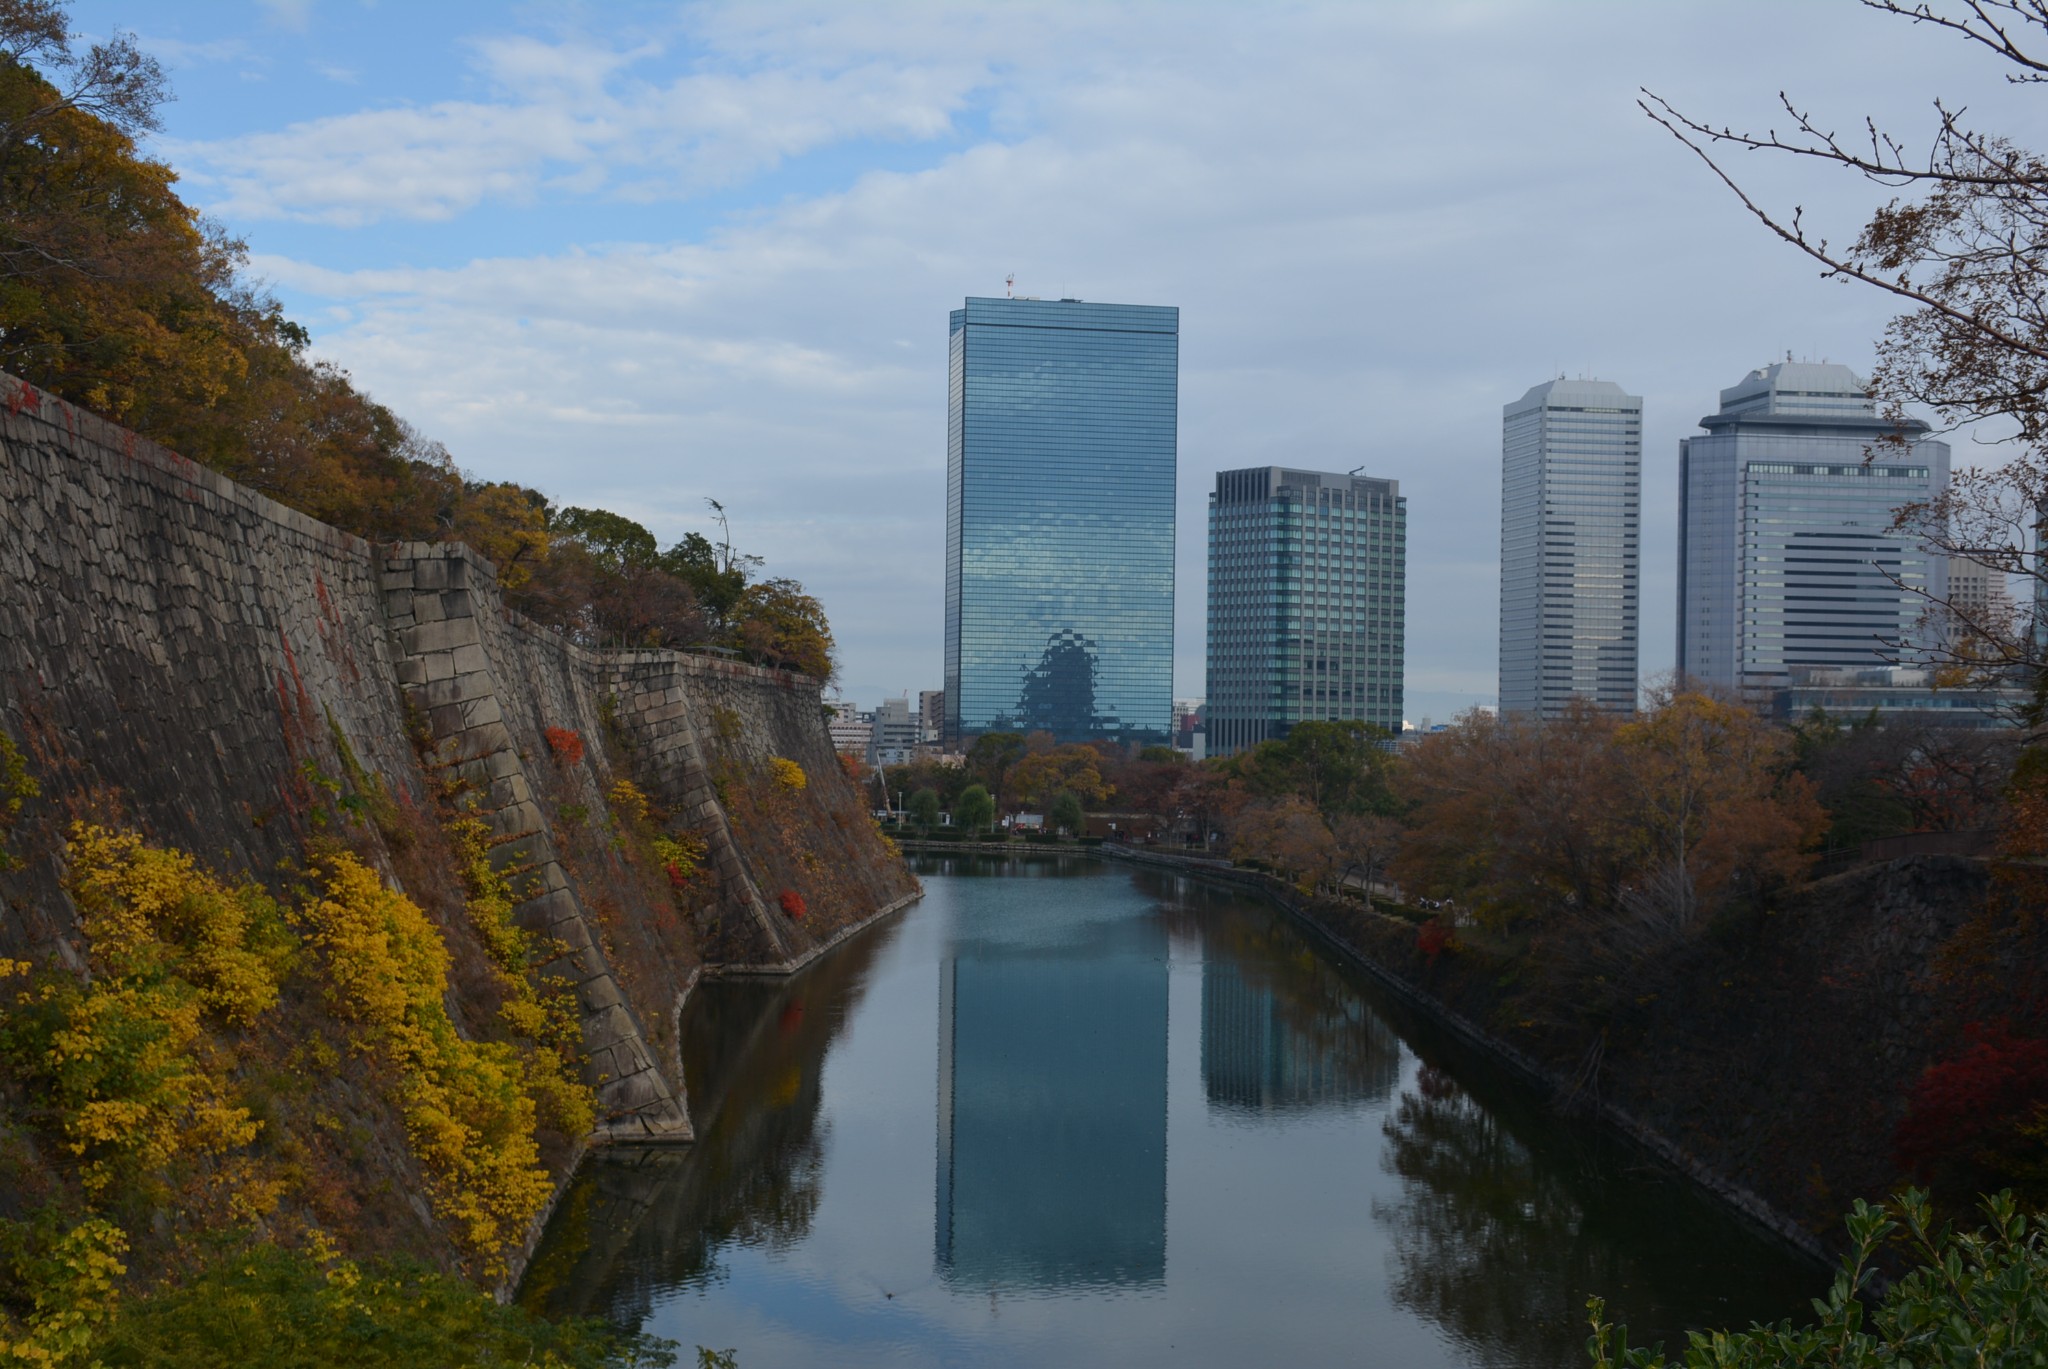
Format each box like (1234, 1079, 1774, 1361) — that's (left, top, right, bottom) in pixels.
(518, 911, 907, 1325)
(1136, 866, 1824, 1363)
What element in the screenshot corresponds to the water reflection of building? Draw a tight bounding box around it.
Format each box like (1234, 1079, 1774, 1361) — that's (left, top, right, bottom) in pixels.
(936, 893, 1168, 1288)
(1200, 941, 1400, 1117)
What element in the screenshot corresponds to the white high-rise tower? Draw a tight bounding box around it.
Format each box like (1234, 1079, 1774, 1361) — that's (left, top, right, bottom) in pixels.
(1498, 378, 1642, 717)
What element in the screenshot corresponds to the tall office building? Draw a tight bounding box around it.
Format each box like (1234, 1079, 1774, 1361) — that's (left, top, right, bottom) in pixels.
(1677, 361, 1950, 688)
(1205, 466, 1405, 755)
(945, 297, 1178, 745)
(1499, 378, 1642, 717)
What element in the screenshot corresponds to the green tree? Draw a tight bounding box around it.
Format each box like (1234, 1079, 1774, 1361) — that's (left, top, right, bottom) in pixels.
(907, 788, 940, 835)
(1048, 790, 1085, 837)
(1589, 1191, 2048, 1367)
(954, 784, 994, 837)
(966, 733, 1025, 812)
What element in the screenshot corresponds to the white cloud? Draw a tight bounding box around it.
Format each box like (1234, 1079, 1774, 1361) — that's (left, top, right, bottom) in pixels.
(166, 16, 996, 225)
(257, 0, 313, 33)
(224, 0, 2035, 711)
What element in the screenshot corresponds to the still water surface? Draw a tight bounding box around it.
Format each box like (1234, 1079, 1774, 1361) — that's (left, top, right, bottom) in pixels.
(522, 856, 1824, 1367)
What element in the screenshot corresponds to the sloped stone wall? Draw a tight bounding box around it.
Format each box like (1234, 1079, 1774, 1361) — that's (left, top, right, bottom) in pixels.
(0, 371, 918, 1264)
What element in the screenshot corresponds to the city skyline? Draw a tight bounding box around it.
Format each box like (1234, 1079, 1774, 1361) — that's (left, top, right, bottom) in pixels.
(69, 2, 2034, 721)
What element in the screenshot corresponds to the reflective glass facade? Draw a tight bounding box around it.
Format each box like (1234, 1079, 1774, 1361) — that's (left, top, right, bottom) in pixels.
(1204, 466, 1406, 756)
(945, 297, 1178, 745)
(1499, 379, 1641, 717)
(1677, 362, 1950, 688)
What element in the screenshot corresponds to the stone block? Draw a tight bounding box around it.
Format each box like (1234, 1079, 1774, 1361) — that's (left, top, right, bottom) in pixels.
(449, 642, 488, 675)
(576, 975, 624, 1014)
(485, 772, 532, 809)
(402, 616, 479, 655)
(452, 719, 512, 760)
(604, 1070, 675, 1115)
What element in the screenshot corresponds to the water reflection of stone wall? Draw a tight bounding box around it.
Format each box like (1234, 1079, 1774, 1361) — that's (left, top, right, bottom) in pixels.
(1185, 901, 1401, 1120)
(936, 884, 1168, 1289)
(518, 915, 901, 1324)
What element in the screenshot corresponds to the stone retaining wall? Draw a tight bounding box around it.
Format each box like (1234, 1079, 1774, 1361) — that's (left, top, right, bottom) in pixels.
(0, 371, 919, 1275)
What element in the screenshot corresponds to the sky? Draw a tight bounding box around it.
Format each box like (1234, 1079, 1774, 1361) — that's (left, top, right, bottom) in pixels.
(61, 0, 2043, 720)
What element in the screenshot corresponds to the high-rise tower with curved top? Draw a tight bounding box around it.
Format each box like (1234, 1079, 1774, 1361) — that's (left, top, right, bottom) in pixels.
(1498, 377, 1642, 717)
(1676, 361, 1949, 688)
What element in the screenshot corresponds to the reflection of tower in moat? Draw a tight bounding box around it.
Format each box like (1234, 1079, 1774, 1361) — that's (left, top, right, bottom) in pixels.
(1200, 943, 1400, 1118)
(936, 889, 1168, 1289)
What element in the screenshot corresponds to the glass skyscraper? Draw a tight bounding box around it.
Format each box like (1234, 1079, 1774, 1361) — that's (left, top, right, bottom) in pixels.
(1499, 378, 1642, 717)
(1204, 466, 1406, 756)
(945, 297, 1178, 745)
(1677, 361, 1950, 688)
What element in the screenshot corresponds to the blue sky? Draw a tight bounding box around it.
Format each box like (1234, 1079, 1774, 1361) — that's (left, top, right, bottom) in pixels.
(61, 1, 2039, 717)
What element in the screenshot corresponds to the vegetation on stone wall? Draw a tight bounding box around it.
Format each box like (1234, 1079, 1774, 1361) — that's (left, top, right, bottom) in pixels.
(443, 813, 594, 1140)
(297, 849, 556, 1276)
(0, 825, 286, 1209)
(0, 736, 34, 873)
(0, 816, 664, 1363)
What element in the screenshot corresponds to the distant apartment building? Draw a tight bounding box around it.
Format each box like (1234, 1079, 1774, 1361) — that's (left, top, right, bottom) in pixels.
(1948, 557, 2016, 633)
(945, 296, 1178, 746)
(1205, 466, 1406, 756)
(918, 689, 946, 744)
(1499, 378, 1641, 717)
(1678, 362, 1950, 689)
(827, 708, 872, 759)
(1172, 698, 1206, 761)
(868, 697, 920, 768)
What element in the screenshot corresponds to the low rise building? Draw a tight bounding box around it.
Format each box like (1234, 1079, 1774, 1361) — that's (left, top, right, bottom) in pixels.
(1765, 666, 2028, 729)
(869, 696, 921, 767)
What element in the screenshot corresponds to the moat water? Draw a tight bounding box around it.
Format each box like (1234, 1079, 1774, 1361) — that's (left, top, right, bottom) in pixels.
(521, 855, 1824, 1367)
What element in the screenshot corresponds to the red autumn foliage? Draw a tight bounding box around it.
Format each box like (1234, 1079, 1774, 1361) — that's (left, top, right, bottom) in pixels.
(779, 889, 806, 920)
(663, 862, 687, 889)
(1416, 918, 1456, 965)
(1895, 1020, 2048, 1185)
(544, 726, 585, 766)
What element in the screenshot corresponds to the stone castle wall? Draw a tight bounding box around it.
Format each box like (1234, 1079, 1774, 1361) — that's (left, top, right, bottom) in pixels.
(0, 372, 918, 1263)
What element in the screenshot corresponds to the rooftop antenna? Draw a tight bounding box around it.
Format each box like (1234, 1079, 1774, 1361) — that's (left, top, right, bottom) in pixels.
(1006, 273, 1014, 299)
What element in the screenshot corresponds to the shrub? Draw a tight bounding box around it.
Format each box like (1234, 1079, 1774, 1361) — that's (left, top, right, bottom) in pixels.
(0, 826, 289, 1202)
(298, 852, 556, 1276)
(1416, 918, 1457, 965)
(87, 1240, 676, 1368)
(651, 833, 708, 890)
(768, 758, 806, 793)
(607, 780, 650, 824)
(0, 1214, 127, 1365)
(1588, 1190, 2048, 1366)
(444, 816, 594, 1141)
(543, 728, 585, 766)
(0, 733, 36, 872)
(1895, 1020, 2048, 1201)
(778, 890, 806, 920)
